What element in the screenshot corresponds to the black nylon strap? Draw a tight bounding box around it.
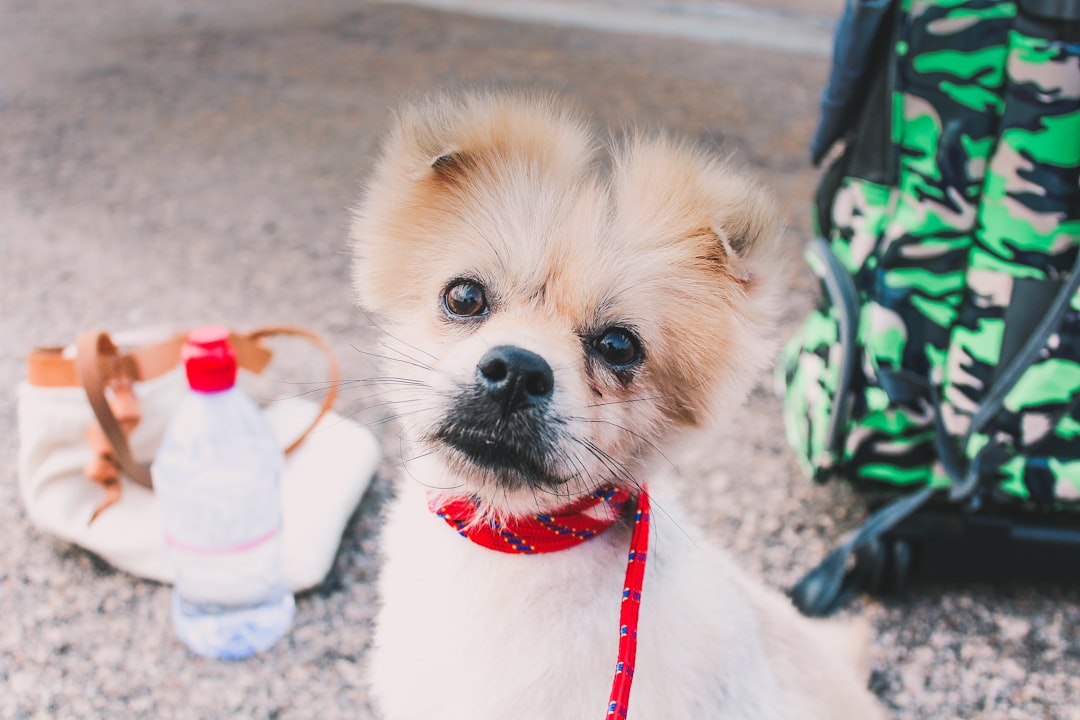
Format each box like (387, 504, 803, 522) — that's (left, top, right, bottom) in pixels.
(790, 486, 936, 617)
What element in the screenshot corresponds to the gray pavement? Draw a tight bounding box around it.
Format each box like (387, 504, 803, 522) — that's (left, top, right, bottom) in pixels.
(2, 1, 1078, 718)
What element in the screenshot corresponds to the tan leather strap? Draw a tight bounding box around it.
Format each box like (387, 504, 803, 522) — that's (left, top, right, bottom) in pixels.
(245, 325, 340, 455)
(76, 331, 154, 488)
(84, 422, 125, 523)
(72, 326, 339, 489)
(27, 333, 272, 388)
(26, 347, 82, 387)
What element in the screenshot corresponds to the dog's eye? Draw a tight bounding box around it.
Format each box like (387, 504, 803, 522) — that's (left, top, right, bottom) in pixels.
(443, 280, 488, 317)
(591, 328, 642, 369)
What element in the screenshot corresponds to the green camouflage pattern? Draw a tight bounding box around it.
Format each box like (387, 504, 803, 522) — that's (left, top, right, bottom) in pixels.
(780, 0, 1080, 509)
(780, 246, 847, 480)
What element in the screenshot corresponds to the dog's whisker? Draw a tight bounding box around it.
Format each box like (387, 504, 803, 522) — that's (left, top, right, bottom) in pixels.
(399, 440, 440, 490)
(584, 379, 711, 409)
(560, 450, 595, 495)
(344, 376, 432, 388)
(267, 377, 376, 403)
(349, 397, 427, 416)
(357, 305, 440, 362)
(397, 438, 464, 491)
(569, 435, 692, 546)
(345, 386, 429, 403)
(568, 416, 680, 476)
(377, 339, 441, 372)
(561, 441, 612, 491)
(278, 378, 354, 388)
(270, 377, 436, 412)
(351, 344, 437, 373)
(574, 435, 634, 478)
(529, 485, 544, 516)
(345, 405, 439, 430)
(279, 379, 430, 408)
(570, 436, 634, 488)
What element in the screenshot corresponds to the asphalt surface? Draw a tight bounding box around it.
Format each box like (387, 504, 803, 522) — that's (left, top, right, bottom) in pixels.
(2, 1, 1078, 718)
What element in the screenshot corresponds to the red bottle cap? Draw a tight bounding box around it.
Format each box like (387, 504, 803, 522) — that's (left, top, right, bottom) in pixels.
(182, 326, 237, 393)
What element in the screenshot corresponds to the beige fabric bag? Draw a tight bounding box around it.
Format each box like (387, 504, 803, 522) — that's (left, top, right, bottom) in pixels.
(16, 326, 379, 591)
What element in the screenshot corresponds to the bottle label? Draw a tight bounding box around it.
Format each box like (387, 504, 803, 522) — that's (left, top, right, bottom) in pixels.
(156, 462, 287, 607)
(165, 527, 279, 556)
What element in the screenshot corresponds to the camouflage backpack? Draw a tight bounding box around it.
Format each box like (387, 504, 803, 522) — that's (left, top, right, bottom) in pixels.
(780, 0, 1080, 615)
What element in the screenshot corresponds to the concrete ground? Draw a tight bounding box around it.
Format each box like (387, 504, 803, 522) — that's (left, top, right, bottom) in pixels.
(2, 1, 1078, 718)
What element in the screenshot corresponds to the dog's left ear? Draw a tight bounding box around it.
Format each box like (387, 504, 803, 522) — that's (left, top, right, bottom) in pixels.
(703, 175, 783, 288)
(611, 134, 786, 417)
(612, 134, 784, 291)
(350, 92, 600, 317)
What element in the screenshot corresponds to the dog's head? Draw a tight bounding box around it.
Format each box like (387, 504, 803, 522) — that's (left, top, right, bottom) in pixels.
(351, 92, 782, 513)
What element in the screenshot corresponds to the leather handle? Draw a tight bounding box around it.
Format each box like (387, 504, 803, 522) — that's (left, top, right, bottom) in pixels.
(245, 325, 341, 455)
(76, 331, 154, 488)
(30, 332, 272, 388)
(76, 326, 340, 489)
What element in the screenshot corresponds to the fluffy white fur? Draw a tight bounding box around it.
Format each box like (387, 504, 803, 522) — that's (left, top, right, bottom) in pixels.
(350, 92, 884, 720)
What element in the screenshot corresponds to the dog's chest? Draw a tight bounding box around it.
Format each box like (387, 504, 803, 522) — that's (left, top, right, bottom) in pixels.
(370, 486, 647, 718)
(368, 485, 779, 720)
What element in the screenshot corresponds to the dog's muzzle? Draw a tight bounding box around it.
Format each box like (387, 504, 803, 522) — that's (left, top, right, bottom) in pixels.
(433, 345, 562, 486)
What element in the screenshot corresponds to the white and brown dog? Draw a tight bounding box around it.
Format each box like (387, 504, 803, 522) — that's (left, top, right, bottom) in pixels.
(350, 92, 884, 720)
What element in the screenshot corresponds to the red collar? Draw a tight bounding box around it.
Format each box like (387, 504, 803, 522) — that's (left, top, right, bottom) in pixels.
(428, 485, 634, 554)
(429, 484, 651, 719)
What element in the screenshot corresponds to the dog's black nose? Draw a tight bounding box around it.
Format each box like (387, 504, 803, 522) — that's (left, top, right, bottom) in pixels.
(477, 345, 554, 412)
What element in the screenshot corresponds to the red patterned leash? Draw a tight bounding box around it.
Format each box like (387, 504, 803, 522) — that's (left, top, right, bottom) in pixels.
(607, 486, 649, 719)
(429, 484, 652, 718)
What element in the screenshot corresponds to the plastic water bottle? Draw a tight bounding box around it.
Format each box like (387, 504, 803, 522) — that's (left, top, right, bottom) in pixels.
(153, 326, 295, 659)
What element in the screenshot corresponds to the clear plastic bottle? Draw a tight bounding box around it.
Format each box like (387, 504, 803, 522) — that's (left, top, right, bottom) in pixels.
(153, 326, 295, 659)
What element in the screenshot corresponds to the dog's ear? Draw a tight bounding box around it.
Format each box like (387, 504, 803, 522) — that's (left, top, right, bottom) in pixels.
(688, 227, 750, 285)
(610, 134, 786, 420)
(376, 92, 597, 185)
(612, 133, 784, 292)
(429, 150, 469, 173)
(705, 176, 784, 289)
(350, 92, 599, 317)
(425, 149, 481, 188)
